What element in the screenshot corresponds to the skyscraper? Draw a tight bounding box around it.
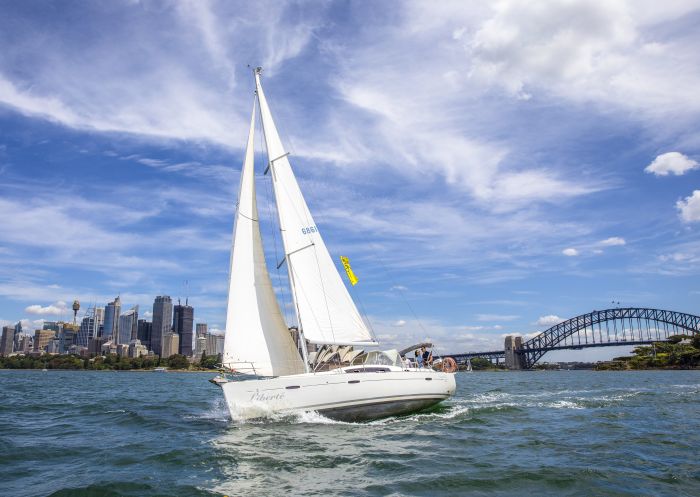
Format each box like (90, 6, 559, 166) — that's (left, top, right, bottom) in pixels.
(77, 306, 101, 347)
(162, 332, 179, 358)
(151, 295, 172, 357)
(13, 321, 22, 351)
(0, 326, 14, 356)
(34, 329, 55, 353)
(137, 319, 152, 350)
(195, 323, 207, 338)
(117, 305, 139, 345)
(173, 299, 194, 357)
(102, 296, 121, 341)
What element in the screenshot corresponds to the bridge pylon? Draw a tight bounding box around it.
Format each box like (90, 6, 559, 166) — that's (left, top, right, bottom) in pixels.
(504, 335, 526, 370)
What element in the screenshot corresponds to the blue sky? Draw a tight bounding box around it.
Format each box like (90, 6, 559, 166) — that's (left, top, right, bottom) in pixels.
(1, 0, 699, 360)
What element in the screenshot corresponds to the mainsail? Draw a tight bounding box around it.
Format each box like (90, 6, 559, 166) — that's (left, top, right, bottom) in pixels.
(255, 70, 376, 346)
(222, 98, 305, 376)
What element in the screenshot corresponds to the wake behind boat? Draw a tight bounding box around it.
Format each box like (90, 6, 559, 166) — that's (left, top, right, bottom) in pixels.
(217, 68, 456, 422)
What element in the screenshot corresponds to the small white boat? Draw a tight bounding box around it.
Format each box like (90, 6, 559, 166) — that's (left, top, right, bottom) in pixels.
(153, 367, 168, 372)
(218, 68, 456, 422)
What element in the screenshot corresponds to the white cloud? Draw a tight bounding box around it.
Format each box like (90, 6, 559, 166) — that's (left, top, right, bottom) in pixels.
(562, 248, 579, 256)
(392, 320, 407, 327)
(534, 315, 564, 327)
(599, 237, 626, 246)
(677, 190, 700, 222)
(645, 152, 699, 176)
(475, 314, 519, 322)
(464, 1, 700, 119)
(25, 301, 68, 316)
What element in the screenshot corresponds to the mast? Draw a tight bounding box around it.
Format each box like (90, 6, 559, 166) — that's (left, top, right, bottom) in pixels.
(254, 67, 311, 372)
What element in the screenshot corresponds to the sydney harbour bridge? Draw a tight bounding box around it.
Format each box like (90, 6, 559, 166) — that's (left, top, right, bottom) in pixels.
(448, 308, 700, 370)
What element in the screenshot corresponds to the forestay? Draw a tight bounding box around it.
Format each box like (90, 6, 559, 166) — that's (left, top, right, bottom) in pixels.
(255, 71, 376, 346)
(222, 99, 305, 377)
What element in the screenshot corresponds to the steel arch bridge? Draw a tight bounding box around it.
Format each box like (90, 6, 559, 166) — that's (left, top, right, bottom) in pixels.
(449, 308, 700, 369)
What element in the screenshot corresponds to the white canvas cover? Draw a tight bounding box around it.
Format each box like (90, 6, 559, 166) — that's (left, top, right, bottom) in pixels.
(255, 71, 377, 347)
(222, 99, 305, 377)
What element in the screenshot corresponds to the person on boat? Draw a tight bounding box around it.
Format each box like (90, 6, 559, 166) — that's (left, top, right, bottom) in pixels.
(415, 349, 423, 367)
(422, 346, 433, 367)
(402, 355, 411, 369)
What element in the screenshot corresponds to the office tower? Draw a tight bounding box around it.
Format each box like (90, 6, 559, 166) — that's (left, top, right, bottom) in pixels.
(151, 295, 172, 357)
(117, 305, 139, 345)
(162, 332, 179, 358)
(34, 329, 55, 353)
(13, 321, 22, 351)
(77, 305, 101, 347)
(43, 321, 59, 332)
(18, 334, 32, 353)
(173, 299, 194, 357)
(195, 323, 207, 338)
(137, 320, 152, 350)
(102, 296, 121, 341)
(0, 326, 14, 356)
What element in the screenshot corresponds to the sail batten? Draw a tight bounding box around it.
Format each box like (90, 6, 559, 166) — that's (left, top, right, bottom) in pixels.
(222, 97, 305, 376)
(254, 71, 377, 346)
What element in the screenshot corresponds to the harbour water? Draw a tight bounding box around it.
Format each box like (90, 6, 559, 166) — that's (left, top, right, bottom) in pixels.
(1, 370, 698, 496)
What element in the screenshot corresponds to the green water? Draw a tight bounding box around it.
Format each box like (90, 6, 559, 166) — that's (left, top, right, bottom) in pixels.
(0, 370, 698, 496)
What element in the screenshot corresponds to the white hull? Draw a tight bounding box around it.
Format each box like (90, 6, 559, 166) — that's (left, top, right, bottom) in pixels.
(221, 367, 456, 422)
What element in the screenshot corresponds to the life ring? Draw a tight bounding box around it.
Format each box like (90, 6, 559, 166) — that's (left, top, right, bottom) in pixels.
(441, 357, 458, 373)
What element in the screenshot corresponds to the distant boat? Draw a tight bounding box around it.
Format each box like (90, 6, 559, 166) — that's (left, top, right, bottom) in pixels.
(41, 368, 48, 372)
(466, 359, 473, 373)
(153, 367, 167, 372)
(217, 68, 456, 422)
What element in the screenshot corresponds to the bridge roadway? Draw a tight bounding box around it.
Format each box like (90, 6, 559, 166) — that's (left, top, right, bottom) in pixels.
(448, 340, 666, 364)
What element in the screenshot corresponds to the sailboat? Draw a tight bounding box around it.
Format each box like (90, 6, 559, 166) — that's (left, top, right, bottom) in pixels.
(217, 68, 456, 422)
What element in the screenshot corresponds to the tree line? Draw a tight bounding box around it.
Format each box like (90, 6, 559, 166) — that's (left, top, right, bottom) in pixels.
(0, 351, 221, 371)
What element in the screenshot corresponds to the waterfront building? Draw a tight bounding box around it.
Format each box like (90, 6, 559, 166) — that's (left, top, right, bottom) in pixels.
(194, 335, 207, 359)
(151, 296, 173, 357)
(58, 323, 79, 353)
(46, 338, 61, 354)
(88, 337, 104, 355)
(34, 329, 55, 353)
(195, 323, 207, 338)
(117, 305, 139, 345)
(102, 297, 121, 341)
(101, 341, 117, 355)
(128, 339, 148, 358)
(173, 300, 194, 356)
(0, 326, 14, 356)
(137, 320, 152, 350)
(117, 343, 130, 357)
(161, 332, 179, 358)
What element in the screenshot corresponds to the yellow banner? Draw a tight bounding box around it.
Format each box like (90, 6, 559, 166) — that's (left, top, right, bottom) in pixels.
(340, 256, 359, 286)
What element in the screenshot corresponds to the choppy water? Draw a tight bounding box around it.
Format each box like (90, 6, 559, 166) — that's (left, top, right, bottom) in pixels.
(0, 370, 698, 497)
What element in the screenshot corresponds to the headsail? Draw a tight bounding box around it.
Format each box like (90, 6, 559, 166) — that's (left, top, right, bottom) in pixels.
(255, 70, 377, 346)
(222, 97, 305, 376)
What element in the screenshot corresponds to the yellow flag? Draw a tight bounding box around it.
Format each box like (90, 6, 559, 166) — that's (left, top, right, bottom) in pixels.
(340, 256, 359, 286)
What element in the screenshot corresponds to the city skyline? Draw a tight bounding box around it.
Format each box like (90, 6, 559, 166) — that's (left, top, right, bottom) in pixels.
(0, 2, 699, 360)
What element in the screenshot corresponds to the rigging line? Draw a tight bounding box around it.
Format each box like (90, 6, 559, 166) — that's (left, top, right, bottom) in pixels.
(370, 243, 430, 338)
